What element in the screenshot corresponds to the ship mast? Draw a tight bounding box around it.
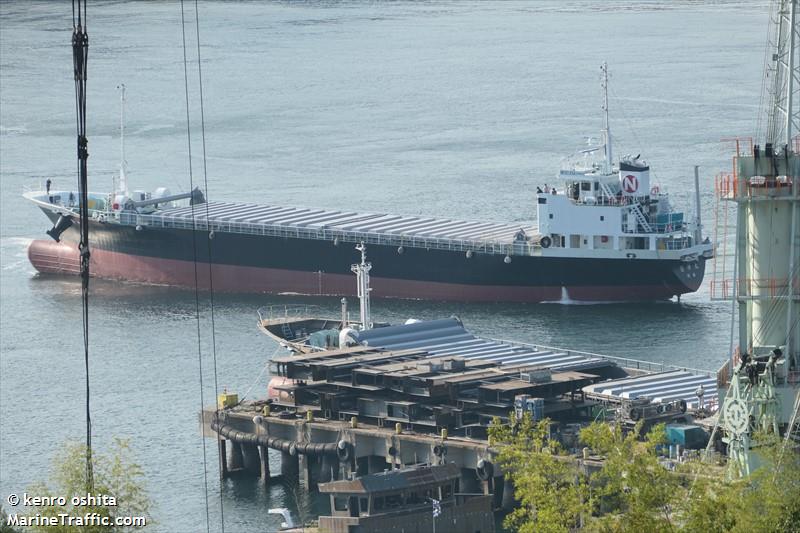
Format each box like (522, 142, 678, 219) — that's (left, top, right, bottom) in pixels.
(601, 62, 613, 175)
(351, 242, 373, 330)
(117, 83, 128, 195)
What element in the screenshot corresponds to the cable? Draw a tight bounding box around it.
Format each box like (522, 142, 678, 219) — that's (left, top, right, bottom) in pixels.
(239, 345, 284, 404)
(71, 0, 93, 491)
(180, 1, 211, 531)
(191, 2, 225, 529)
(607, 83, 660, 185)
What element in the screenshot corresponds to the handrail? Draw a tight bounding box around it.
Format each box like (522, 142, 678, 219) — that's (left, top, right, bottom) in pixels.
(30, 192, 701, 253)
(711, 277, 800, 300)
(119, 211, 539, 257)
(716, 172, 799, 200)
(257, 305, 327, 323)
(124, 210, 699, 253)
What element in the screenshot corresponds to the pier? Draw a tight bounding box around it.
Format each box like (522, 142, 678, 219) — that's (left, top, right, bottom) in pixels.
(201, 316, 720, 508)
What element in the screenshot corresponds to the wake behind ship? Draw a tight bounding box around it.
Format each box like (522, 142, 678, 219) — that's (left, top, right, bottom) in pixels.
(25, 66, 713, 303)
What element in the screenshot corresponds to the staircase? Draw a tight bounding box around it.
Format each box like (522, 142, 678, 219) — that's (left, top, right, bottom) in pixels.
(598, 181, 616, 202)
(629, 203, 652, 233)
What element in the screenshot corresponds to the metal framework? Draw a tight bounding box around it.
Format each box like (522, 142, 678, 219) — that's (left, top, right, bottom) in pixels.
(710, 2, 800, 477)
(351, 243, 373, 330)
(766, 0, 800, 147)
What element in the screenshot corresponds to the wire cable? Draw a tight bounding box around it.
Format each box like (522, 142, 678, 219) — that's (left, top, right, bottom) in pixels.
(190, 2, 225, 529)
(180, 1, 211, 531)
(239, 345, 284, 404)
(71, 0, 93, 491)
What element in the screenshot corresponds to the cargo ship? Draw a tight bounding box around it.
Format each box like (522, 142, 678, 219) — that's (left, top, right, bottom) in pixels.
(25, 65, 713, 302)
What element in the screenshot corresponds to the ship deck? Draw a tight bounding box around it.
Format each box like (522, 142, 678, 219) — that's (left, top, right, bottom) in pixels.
(353, 319, 719, 409)
(125, 201, 539, 255)
(270, 318, 719, 411)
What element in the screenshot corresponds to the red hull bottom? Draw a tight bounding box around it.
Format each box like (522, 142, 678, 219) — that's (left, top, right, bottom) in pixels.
(27, 239, 682, 302)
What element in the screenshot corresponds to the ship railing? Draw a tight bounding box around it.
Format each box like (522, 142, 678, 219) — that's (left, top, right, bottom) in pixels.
(257, 305, 327, 323)
(21, 176, 76, 195)
(488, 337, 717, 378)
(710, 276, 800, 301)
(716, 172, 798, 200)
(720, 136, 755, 157)
(123, 212, 541, 257)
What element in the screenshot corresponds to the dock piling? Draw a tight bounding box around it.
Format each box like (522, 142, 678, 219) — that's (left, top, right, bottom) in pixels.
(218, 438, 228, 480)
(281, 450, 299, 478)
(242, 443, 261, 476)
(229, 441, 244, 471)
(259, 445, 270, 482)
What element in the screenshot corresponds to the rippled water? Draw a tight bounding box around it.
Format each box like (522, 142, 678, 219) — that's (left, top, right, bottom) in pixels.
(0, 1, 769, 531)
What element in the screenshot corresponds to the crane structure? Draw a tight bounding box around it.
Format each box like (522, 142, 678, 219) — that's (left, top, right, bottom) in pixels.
(712, 0, 800, 477)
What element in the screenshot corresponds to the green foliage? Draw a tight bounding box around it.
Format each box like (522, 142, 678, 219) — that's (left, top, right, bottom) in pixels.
(681, 438, 800, 533)
(489, 414, 588, 533)
(490, 417, 800, 533)
(1, 506, 21, 533)
(580, 422, 678, 533)
(26, 439, 150, 533)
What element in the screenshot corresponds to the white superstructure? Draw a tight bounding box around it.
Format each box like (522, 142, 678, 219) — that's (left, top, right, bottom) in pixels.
(535, 64, 712, 263)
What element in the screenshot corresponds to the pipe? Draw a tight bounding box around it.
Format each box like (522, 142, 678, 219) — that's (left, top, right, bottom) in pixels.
(211, 418, 340, 458)
(129, 187, 205, 209)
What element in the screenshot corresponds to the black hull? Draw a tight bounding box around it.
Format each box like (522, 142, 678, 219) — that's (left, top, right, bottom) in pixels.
(30, 210, 706, 302)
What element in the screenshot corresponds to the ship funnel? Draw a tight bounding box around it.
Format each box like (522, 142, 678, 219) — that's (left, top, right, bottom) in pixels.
(619, 159, 650, 197)
(46, 215, 73, 242)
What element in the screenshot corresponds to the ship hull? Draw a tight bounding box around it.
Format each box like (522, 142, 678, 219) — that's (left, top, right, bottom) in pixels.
(28, 211, 706, 302)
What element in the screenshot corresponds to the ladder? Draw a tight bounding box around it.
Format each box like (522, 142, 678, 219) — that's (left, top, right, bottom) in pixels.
(710, 173, 736, 300)
(281, 322, 294, 340)
(629, 203, 652, 233)
(598, 181, 616, 203)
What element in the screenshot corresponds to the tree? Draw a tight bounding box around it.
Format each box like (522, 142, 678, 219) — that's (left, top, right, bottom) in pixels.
(681, 435, 800, 533)
(580, 421, 679, 533)
(26, 439, 150, 533)
(489, 415, 800, 532)
(489, 414, 588, 533)
(1, 506, 21, 533)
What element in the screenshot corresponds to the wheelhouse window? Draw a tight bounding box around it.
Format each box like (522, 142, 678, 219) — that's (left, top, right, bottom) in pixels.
(333, 497, 349, 511)
(441, 484, 453, 500)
